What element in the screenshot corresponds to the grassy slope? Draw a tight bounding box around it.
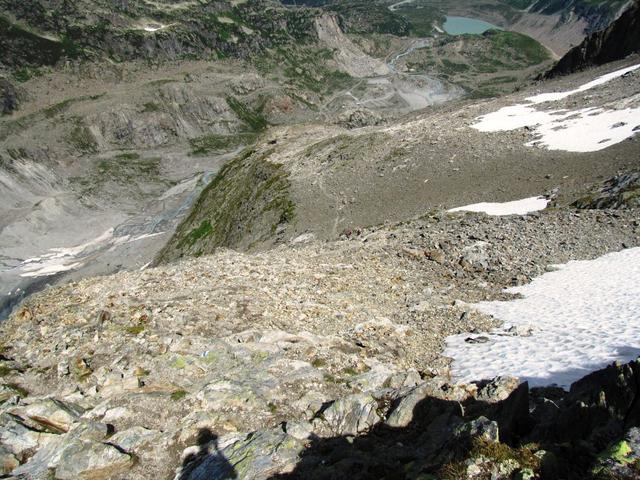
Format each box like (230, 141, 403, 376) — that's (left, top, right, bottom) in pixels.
(156, 147, 295, 263)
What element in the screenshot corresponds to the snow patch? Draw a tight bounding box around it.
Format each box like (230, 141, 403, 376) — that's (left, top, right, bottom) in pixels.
(18, 229, 164, 278)
(472, 63, 640, 152)
(448, 196, 549, 216)
(444, 247, 640, 388)
(526, 64, 640, 105)
(21, 262, 84, 278)
(142, 22, 174, 32)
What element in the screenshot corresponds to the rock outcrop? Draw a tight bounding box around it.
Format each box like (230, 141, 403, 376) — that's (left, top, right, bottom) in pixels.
(573, 172, 640, 209)
(0, 78, 21, 115)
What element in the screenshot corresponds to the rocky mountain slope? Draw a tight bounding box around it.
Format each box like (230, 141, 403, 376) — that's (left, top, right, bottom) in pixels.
(0, 1, 639, 479)
(0, 0, 557, 318)
(0, 0, 318, 68)
(546, 0, 640, 76)
(511, 0, 630, 31)
(159, 56, 640, 261)
(1, 180, 639, 478)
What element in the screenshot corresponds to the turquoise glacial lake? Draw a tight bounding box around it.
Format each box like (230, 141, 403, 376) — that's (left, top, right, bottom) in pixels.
(443, 16, 502, 35)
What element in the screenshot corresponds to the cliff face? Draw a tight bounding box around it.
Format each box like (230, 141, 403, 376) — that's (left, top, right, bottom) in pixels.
(524, 0, 631, 32)
(546, 0, 640, 77)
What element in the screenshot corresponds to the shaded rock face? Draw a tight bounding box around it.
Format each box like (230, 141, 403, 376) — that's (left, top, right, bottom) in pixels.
(546, 0, 640, 77)
(0, 79, 21, 115)
(573, 172, 640, 209)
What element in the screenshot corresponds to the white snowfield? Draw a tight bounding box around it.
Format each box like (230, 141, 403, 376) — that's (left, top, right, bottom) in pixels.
(143, 24, 164, 32)
(473, 64, 640, 152)
(448, 196, 549, 216)
(445, 247, 640, 389)
(19, 229, 164, 278)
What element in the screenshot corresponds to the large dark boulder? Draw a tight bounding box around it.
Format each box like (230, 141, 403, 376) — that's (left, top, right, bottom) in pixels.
(572, 172, 640, 210)
(0, 78, 21, 115)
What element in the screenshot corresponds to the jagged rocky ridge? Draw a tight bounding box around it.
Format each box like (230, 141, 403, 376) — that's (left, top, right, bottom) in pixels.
(572, 171, 640, 209)
(546, 0, 640, 77)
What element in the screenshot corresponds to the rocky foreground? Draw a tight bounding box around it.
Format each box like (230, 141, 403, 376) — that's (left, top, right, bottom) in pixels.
(1, 190, 639, 479)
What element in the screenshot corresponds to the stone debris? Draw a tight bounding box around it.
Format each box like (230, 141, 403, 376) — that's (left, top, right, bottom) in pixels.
(0, 206, 638, 479)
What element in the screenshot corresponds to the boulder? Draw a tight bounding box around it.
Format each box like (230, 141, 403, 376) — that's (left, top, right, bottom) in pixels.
(336, 108, 385, 129)
(177, 427, 303, 480)
(385, 383, 429, 428)
(0, 413, 57, 460)
(572, 172, 640, 210)
(318, 393, 381, 436)
(54, 439, 133, 479)
(0, 445, 19, 475)
(12, 398, 84, 433)
(457, 416, 500, 443)
(0, 79, 21, 115)
(109, 426, 161, 454)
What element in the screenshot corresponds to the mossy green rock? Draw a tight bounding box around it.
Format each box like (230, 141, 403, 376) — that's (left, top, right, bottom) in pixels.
(157, 148, 295, 263)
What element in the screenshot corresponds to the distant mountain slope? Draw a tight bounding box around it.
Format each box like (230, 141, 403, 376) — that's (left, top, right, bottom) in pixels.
(0, 0, 319, 69)
(509, 0, 630, 32)
(546, 0, 640, 76)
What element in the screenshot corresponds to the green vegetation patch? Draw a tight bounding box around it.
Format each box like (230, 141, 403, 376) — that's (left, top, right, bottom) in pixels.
(69, 154, 165, 200)
(394, 4, 446, 37)
(189, 132, 257, 156)
(141, 101, 161, 113)
(470, 438, 541, 471)
(226, 96, 268, 132)
(328, 2, 411, 36)
(42, 93, 104, 118)
(0, 14, 65, 69)
(126, 324, 145, 335)
(255, 46, 354, 98)
(403, 28, 551, 98)
(157, 148, 295, 263)
(66, 118, 97, 154)
(171, 389, 187, 401)
(183, 220, 213, 247)
(486, 30, 550, 66)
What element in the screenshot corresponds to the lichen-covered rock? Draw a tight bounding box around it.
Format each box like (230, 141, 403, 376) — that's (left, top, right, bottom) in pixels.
(386, 383, 429, 428)
(476, 377, 521, 404)
(109, 426, 162, 455)
(458, 416, 500, 443)
(0, 413, 57, 461)
(591, 427, 640, 478)
(336, 108, 385, 129)
(54, 439, 133, 479)
(177, 427, 303, 480)
(10, 398, 84, 433)
(0, 445, 19, 475)
(317, 393, 381, 436)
